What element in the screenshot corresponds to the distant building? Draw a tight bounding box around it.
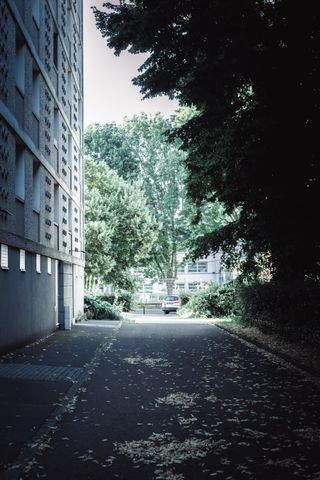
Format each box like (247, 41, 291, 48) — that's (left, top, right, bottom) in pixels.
(174, 252, 233, 292)
(138, 252, 234, 302)
(0, 0, 84, 353)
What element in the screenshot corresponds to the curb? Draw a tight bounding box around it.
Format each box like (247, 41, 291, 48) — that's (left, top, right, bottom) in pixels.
(213, 322, 320, 386)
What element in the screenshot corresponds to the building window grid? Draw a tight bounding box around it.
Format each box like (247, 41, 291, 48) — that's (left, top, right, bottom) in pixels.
(188, 282, 199, 292)
(3, 14, 81, 254)
(20, 249, 26, 271)
(174, 283, 185, 292)
(187, 261, 208, 273)
(139, 283, 153, 293)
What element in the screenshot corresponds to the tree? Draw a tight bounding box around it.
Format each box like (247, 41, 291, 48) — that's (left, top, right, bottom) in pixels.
(93, 1, 320, 285)
(85, 156, 158, 291)
(85, 123, 139, 181)
(86, 112, 193, 294)
(128, 113, 187, 293)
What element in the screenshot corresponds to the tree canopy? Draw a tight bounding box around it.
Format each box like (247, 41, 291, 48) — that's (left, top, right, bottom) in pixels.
(85, 122, 139, 180)
(85, 156, 158, 290)
(94, 1, 320, 284)
(85, 112, 193, 293)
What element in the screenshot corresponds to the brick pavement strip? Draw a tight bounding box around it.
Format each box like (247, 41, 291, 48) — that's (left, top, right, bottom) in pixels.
(0, 363, 84, 382)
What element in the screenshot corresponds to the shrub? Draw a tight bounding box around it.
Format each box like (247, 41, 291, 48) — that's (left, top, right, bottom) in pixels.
(179, 291, 193, 306)
(238, 281, 320, 331)
(84, 295, 123, 320)
(98, 291, 136, 312)
(75, 312, 87, 323)
(179, 282, 239, 318)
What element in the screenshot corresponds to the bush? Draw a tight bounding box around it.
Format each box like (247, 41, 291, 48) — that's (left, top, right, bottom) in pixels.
(97, 291, 136, 312)
(238, 281, 320, 331)
(179, 291, 193, 306)
(84, 295, 123, 320)
(179, 282, 239, 318)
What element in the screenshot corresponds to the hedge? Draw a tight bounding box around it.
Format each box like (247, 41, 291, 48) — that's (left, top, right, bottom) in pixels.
(237, 281, 320, 329)
(179, 282, 238, 318)
(97, 291, 136, 312)
(84, 295, 123, 320)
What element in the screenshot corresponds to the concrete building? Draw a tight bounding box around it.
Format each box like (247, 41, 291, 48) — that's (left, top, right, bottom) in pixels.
(0, 0, 84, 353)
(174, 252, 233, 292)
(138, 252, 234, 302)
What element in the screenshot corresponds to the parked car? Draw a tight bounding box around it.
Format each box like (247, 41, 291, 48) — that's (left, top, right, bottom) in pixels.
(162, 295, 181, 314)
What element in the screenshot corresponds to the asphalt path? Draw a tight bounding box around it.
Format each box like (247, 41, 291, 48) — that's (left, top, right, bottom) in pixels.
(10, 321, 320, 480)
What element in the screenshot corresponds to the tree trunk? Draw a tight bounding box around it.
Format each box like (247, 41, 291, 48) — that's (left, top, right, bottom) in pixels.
(166, 249, 178, 295)
(166, 278, 175, 295)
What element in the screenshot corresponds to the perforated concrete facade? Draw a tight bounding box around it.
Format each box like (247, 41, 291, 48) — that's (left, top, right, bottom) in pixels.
(0, 0, 84, 353)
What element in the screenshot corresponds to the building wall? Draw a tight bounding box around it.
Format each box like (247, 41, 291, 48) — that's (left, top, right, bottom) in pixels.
(0, 247, 57, 351)
(137, 252, 234, 301)
(0, 0, 84, 353)
(175, 252, 234, 291)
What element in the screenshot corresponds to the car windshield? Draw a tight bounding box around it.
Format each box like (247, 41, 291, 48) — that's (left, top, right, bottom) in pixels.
(165, 296, 179, 301)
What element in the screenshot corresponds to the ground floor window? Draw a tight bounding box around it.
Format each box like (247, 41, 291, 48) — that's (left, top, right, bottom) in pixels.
(174, 283, 185, 291)
(188, 281, 199, 291)
(0, 244, 8, 270)
(36, 254, 41, 273)
(20, 249, 25, 271)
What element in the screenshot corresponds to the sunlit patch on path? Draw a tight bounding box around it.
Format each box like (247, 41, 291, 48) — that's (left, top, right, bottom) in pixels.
(156, 392, 200, 408)
(114, 433, 216, 480)
(123, 356, 172, 368)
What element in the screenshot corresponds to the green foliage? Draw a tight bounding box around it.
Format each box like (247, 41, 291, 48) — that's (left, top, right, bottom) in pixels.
(179, 291, 192, 306)
(94, 1, 320, 286)
(85, 123, 139, 180)
(179, 282, 238, 318)
(98, 291, 136, 312)
(237, 281, 320, 331)
(183, 201, 237, 271)
(85, 156, 158, 291)
(85, 112, 199, 294)
(125, 113, 189, 291)
(84, 295, 123, 320)
(75, 312, 87, 323)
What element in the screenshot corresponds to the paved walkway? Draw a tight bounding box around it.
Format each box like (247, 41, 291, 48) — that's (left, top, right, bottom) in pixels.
(1, 320, 320, 479)
(0, 321, 121, 478)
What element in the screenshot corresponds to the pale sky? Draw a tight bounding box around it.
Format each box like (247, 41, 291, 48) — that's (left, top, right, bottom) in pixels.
(83, 0, 180, 127)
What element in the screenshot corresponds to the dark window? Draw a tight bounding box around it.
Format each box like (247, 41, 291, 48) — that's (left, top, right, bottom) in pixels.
(32, 160, 40, 211)
(53, 31, 58, 67)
